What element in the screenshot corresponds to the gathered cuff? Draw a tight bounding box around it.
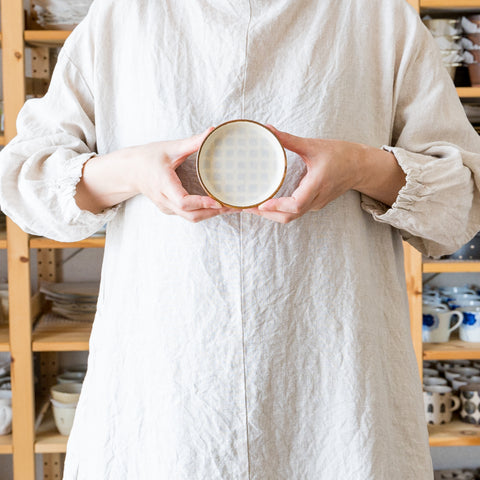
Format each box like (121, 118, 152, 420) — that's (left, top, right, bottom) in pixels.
(51, 152, 120, 237)
(360, 145, 430, 230)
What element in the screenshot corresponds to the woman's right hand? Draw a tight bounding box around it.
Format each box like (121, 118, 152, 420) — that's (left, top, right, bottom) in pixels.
(76, 129, 236, 222)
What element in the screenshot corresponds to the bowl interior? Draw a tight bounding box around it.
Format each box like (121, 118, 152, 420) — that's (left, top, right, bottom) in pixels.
(197, 120, 286, 208)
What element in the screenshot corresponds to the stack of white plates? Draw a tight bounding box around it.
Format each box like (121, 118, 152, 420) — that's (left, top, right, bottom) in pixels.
(32, 0, 93, 29)
(40, 281, 99, 322)
(423, 17, 463, 79)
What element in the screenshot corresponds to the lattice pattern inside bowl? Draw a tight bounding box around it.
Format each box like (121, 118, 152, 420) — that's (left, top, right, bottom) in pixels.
(196, 120, 287, 208)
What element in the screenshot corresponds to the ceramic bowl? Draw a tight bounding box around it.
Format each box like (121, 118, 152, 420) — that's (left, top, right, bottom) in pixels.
(50, 383, 82, 403)
(196, 119, 287, 208)
(57, 371, 85, 384)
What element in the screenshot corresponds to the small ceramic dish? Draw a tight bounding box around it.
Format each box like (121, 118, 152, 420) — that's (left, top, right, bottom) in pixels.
(196, 119, 287, 208)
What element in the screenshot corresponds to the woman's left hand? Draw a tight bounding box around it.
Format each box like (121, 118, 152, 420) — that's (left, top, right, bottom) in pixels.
(245, 125, 405, 224)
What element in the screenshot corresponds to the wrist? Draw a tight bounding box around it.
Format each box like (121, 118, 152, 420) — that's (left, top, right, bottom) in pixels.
(351, 142, 370, 192)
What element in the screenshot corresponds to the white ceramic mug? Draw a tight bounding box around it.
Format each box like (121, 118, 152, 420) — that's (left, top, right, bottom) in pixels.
(423, 385, 461, 424)
(459, 307, 480, 342)
(0, 390, 12, 435)
(423, 305, 463, 342)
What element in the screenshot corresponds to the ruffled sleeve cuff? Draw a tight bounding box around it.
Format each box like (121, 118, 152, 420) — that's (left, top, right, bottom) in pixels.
(359, 145, 477, 258)
(44, 152, 120, 241)
(360, 145, 427, 226)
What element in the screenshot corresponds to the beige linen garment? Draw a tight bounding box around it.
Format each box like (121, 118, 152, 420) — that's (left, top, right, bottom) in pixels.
(1, 0, 480, 478)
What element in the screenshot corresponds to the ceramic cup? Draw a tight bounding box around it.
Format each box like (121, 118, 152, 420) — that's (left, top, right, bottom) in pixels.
(459, 383, 480, 424)
(459, 307, 480, 342)
(423, 367, 440, 378)
(0, 390, 12, 435)
(423, 385, 461, 424)
(423, 377, 448, 387)
(422, 304, 462, 342)
(448, 359, 472, 367)
(445, 367, 480, 382)
(50, 383, 82, 403)
(441, 286, 477, 297)
(452, 375, 480, 391)
(50, 398, 77, 436)
(57, 371, 85, 384)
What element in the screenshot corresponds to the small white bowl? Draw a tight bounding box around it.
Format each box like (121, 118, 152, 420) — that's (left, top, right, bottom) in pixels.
(50, 383, 82, 403)
(196, 119, 287, 208)
(50, 398, 77, 436)
(57, 371, 85, 384)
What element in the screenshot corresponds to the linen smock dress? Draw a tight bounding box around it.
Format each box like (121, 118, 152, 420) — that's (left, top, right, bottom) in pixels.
(2, 0, 480, 478)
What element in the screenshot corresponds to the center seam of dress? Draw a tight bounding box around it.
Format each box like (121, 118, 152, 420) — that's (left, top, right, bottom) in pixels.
(240, 4, 252, 479)
(241, 0, 252, 118)
(239, 213, 251, 480)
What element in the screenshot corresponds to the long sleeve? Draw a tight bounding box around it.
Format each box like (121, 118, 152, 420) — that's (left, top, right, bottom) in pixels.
(361, 5, 480, 258)
(0, 32, 119, 242)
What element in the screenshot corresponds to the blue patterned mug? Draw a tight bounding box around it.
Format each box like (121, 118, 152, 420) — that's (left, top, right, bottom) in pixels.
(459, 307, 480, 342)
(423, 304, 462, 343)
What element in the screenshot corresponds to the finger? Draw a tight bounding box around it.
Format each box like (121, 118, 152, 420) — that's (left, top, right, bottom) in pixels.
(258, 171, 319, 213)
(244, 207, 299, 224)
(162, 169, 222, 210)
(166, 127, 215, 166)
(265, 124, 314, 157)
(176, 206, 236, 223)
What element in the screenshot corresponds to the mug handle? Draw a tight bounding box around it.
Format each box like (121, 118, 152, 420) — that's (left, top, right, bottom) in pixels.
(450, 395, 461, 412)
(448, 312, 463, 333)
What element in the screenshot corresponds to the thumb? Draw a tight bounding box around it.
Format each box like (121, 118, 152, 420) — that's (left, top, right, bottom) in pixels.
(266, 124, 313, 157)
(166, 127, 215, 167)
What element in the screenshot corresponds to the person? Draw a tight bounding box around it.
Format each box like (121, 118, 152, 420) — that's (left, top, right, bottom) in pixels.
(1, 0, 479, 478)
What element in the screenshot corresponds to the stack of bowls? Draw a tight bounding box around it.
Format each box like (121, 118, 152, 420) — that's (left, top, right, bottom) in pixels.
(460, 15, 480, 86)
(423, 18, 463, 80)
(50, 381, 83, 435)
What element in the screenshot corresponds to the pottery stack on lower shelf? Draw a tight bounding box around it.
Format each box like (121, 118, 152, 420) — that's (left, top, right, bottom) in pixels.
(36, 365, 87, 436)
(423, 359, 480, 426)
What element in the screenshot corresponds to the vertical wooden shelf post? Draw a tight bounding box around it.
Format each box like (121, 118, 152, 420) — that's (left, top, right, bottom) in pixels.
(403, 242, 423, 378)
(1, 0, 37, 479)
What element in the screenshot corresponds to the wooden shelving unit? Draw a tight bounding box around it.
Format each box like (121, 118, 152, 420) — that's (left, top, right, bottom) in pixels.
(0, 231, 7, 249)
(24, 30, 70, 47)
(414, 0, 480, 451)
(0, 436, 13, 454)
(424, 260, 480, 273)
(35, 410, 67, 454)
(429, 420, 480, 446)
(32, 316, 91, 352)
(30, 234, 105, 249)
(422, 0, 480, 7)
(1, 2, 88, 479)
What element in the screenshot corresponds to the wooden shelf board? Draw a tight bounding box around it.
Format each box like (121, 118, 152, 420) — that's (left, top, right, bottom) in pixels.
(0, 325, 9, 352)
(32, 316, 91, 352)
(35, 409, 67, 453)
(0, 230, 6, 250)
(0, 434, 13, 454)
(30, 234, 105, 249)
(422, 0, 480, 8)
(424, 338, 480, 359)
(457, 87, 480, 98)
(24, 30, 70, 47)
(429, 419, 480, 446)
(0, 135, 5, 146)
(423, 260, 480, 273)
